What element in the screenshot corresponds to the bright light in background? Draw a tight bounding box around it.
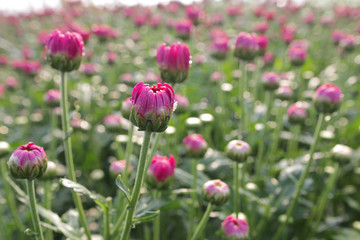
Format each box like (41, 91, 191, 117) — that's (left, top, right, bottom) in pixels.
(0, 0, 202, 14)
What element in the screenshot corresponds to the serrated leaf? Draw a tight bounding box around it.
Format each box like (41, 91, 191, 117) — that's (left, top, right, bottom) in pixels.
(115, 175, 131, 203)
(60, 178, 107, 208)
(133, 210, 159, 225)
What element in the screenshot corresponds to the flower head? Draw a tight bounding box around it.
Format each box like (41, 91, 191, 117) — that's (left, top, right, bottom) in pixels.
(104, 115, 123, 132)
(146, 155, 176, 189)
(130, 82, 175, 132)
(109, 160, 133, 178)
(313, 83, 343, 114)
(175, 19, 193, 40)
(203, 179, 230, 205)
(183, 134, 208, 158)
(225, 140, 250, 162)
(44, 89, 61, 107)
(261, 72, 280, 91)
(234, 32, 259, 61)
(287, 101, 308, 124)
(222, 215, 249, 240)
(7, 142, 47, 180)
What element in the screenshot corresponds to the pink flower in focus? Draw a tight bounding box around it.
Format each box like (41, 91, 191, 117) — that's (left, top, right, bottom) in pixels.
(222, 215, 249, 240)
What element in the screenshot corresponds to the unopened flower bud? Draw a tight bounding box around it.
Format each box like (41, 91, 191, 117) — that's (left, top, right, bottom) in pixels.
(313, 83, 343, 114)
(222, 215, 249, 240)
(287, 101, 308, 124)
(331, 144, 352, 161)
(225, 140, 250, 162)
(261, 72, 280, 91)
(203, 179, 230, 205)
(146, 155, 176, 189)
(234, 32, 259, 61)
(183, 134, 208, 158)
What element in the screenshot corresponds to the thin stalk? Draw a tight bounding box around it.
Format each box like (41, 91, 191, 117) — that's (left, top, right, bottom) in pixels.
(110, 206, 127, 237)
(103, 197, 112, 240)
(241, 162, 248, 215)
(256, 91, 272, 176)
(241, 62, 248, 134)
(115, 138, 124, 160)
(44, 181, 53, 240)
(123, 124, 135, 186)
(190, 203, 212, 240)
(188, 159, 198, 239)
(233, 162, 239, 218)
(26, 180, 44, 240)
(153, 190, 161, 240)
(273, 113, 325, 240)
(0, 160, 23, 230)
(287, 124, 301, 159)
(50, 110, 57, 161)
(120, 130, 153, 240)
(59, 71, 91, 240)
(146, 133, 161, 170)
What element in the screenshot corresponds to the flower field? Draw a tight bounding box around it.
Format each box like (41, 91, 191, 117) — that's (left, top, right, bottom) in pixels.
(0, 1, 360, 239)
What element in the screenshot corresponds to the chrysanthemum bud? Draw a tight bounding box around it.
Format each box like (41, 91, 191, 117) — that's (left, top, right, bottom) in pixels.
(276, 86, 293, 101)
(104, 115, 123, 132)
(146, 155, 176, 189)
(130, 82, 175, 132)
(7, 142, 47, 180)
(234, 32, 259, 61)
(225, 140, 250, 162)
(44, 89, 61, 107)
(211, 38, 229, 60)
(313, 83, 343, 114)
(288, 47, 307, 66)
(175, 19, 193, 40)
(331, 144, 353, 161)
(287, 101, 308, 124)
(261, 72, 280, 91)
(183, 134, 208, 158)
(156, 43, 191, 84)
(174, 94, 189, 114)
(121, 97, 132, 119)
(109, 160, 133, 178)
(203, 179, 230, 206)
(222, 215, 249, 240)
(45, 30, 84, 72)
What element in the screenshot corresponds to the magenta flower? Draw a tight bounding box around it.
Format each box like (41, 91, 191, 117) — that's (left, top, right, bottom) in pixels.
(183, 134, 208, 158)
(174, 94, 189, 114)
(146, 155, 176, 189)
(222, 215, 249, 240)
(225, 140, 251, 162)
(280, 24, 297, 44)
(185, 5, 203, 25)
(7, 142, 47, 180)
(175, 19, 193, 40)
(331, 30, 345, 45)
(211, 37, 229, 60)
(5, 76, 19, 90)
(130, 82, 175, 132)
(288, 47, 307, 66)
(276, 86, 293, 101)
(91, 24, 115, 40)
(340, 34, 356, 52)
(46, 29, 84, 72)
(109, 160, 133, 178)
(203, 179, 230, 206)
(121, 97, 132, 119)
(106, 52, 118, 65)
(80, 63, 98, 76)
(253, 21, 269, 34)
(234, 32, 259, 61)
(261, 72, 280, 91)
(263, 52, 274, 66)
(156, 42, 191, 84)
(44, 89, 61, 107)
(313, 83, 343, 114)
(257, 34, 268, 55)
(68, 22, 91, 43)
(104, 115, 123, 132)
(287, 101, 308, 124)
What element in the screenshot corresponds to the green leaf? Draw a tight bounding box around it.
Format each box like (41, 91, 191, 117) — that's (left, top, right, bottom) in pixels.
(60, 178, 107, 208)
(24, 228, 38, 236)
(133, 210, 159, 225)
(115, 175, 131, 203)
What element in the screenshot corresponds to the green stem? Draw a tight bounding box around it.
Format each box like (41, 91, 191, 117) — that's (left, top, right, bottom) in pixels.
(241, 62, 248, 135)
(104, 197, 112, 240)
(0, 160, 23, 230)
(26, 180, 44, 240)
(153, 190, 161, 240)
(59, 71, 91, 240)
(115, 138, 124, 160)
(233, 162, 239, 218)
(110, 205, 127, 237)
(190, 203, 212, 240)
(146, 133, 161, 170)
(50, 110, 57, 162)
(124, 124, 135, 186)
(256, 91, 272, 176)
(287, 124, 301, 159)
(241, 162, 248, 215)
(273, 113, 325, 240)
(44, 181, 53, 240)
(188, 159, 198, 239)
(120, 130, 153, 240)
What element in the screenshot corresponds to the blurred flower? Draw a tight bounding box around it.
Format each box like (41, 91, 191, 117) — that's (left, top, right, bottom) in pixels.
(211, 37, 229, 60)
(257, 35, 268, 55)
(133, 15, 147, 27)
(276, 86, 293, 101)
(121, 97, 132, 119)
(227, 5, 242, 17)
(225, 140, 250, 162)
(234, 32, 259, 61)
(281, 24, 297, 44)
(331, 144, 353, 161)
(253, 21, 269, 34)
(130, 82, 175, 132)
(174, 93, 189, 114)
(0, 141, 10, 158)
(313, 83, 343, 114)
(222, 215, 249, 240)
(175, 19, 193, 40)
(183, 134, 208, 158)
(287, 101, 308, 124)
(91, 24, 115, 41)
(121, 73, 133, 83)
(331, 30, 345, 45)
(71, 119, 91, 132)
(288, 47, 307, 66)
(263, 52, 274, 66)
(303, 12, 315, 25)
(7, 142, 47, 180)
(106, 52, 118, 65)
(210, 71, 225, 83)
(44, 89, 61, 107)
(109, 160, 133, 178)
(40, 161, 57, 180)
(185, 5, 203, 25)
(104, 115, 123, 132)
(68, 22, 91, 43)
(261, 72, 280, 91)
(203, 179, 230, 205)
(80, 63, 98, 76)
(0, 55, 7, 66)
(46, 29, 84, 72)
(5, 76, 19, 90)
(156, 42, 191, 84)
(150, 16, 162, 28)
(22, 45, 32, 59)
(146, 154, 176, 189)
(340, 34, 356, 52)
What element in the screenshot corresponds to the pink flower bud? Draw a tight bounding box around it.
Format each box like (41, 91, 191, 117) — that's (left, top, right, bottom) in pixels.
(288, 47, 307, 66)
(174, 94, 189, 114)
(210, 72, 225, 83)
(281, 24, 297, 44)
(46, 29, 84, 72)
(303, 12, 315, 25)
(7, 142, 47, 180)
(331, 30, 345, 45)
(261, 72, 280, 91)
(91, 24, 114, 41)
(185, 5, 203, 25)
(276, 86, 293, 101)
(80, 63, 98, 76)
(109, 160, 133, 178)
(0, 55, 7, 66)
(263, 52, 274, 66)
(234, 32, 259, 61)
(156, 43, 191, 84)
(222, 215, 249, 240)
(313, 83, 343, 113)
(106, 52, 118, 65)
(44, 89, 61, 107)
(253, 21, 269, 34)
(225, 140, 250, 162)
(340, 34, 356, 52)
(211, 37, 229, 60)
(287, 101, 308, 124)
(203, 179, 230, 205)
(121, 97, 132, 119)
(175, 19, 193, 40)
(257, 35, 268, 55)
(104, 115, 123, 132)
(130, 82, 175, 132)
(227, 5, 242, 17)
(146, 155, 176, 189)
(5, 76, 19, 90)
(183, 134, 208, 158)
